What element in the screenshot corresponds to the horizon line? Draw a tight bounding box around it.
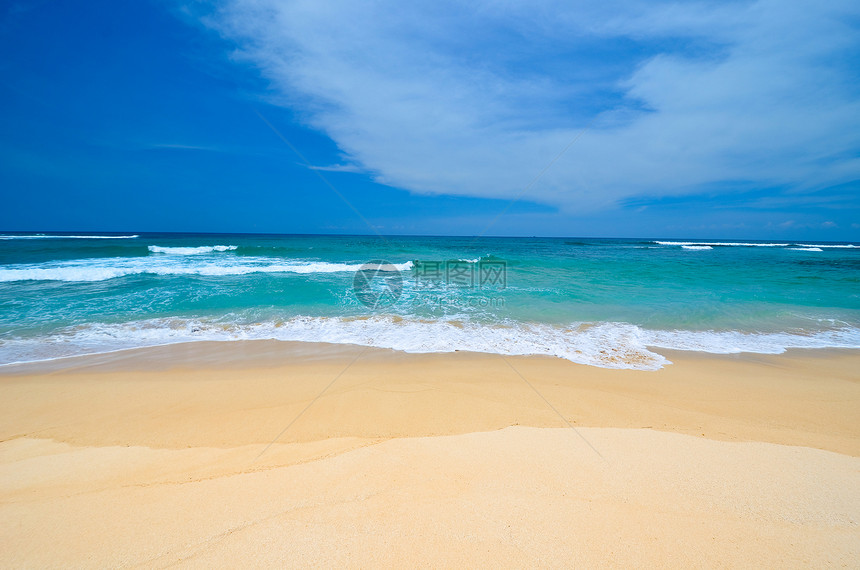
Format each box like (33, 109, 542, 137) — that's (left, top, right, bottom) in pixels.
(0, 230, 858, 244)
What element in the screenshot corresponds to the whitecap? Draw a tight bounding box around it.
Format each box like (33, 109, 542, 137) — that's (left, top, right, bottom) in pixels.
(0, 257, 414, 282)
(0, 234, 139, 240)
(656, 241, 788, 247)
(148, 245, 238, 255)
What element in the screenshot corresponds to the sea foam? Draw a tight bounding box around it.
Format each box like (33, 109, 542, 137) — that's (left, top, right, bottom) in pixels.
(0, 257, 414, 282)
(0, 234, 139, 240)
(657, 240, 858, 250)
(656, 241, 789, 247)
(2, 316, 859, 370)
(148, 245, 238, 254)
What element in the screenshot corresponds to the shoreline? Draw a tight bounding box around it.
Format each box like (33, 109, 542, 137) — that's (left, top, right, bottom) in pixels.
(2, 342, 858, 454)
(1, 341, 858, 566)
(3, 313, 859, 374)
(3, 336, 860, 374)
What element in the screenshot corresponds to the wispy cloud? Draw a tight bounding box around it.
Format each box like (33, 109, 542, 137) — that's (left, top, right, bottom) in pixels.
(306, 163, 365, 173)
(199, 0, 860, 212)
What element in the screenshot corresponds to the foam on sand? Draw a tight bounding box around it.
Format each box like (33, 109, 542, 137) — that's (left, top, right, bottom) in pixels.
(3, 315, 859, 370)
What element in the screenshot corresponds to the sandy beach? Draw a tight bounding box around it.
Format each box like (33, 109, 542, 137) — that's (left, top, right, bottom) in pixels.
(1, 342, 858, 567)
(5, 0, 860, 566)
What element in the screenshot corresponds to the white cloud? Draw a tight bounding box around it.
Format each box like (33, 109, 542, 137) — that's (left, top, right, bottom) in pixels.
(202, 0, 860, 211)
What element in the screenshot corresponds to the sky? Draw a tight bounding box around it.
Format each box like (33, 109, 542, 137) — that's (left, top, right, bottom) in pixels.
(0, 0, 858, 240)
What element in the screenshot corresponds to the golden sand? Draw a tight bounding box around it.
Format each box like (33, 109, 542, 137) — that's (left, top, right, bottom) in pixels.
(1, 342, 858, 567)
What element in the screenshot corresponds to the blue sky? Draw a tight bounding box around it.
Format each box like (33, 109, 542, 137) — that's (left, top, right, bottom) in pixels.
(1, 0, 858, 239)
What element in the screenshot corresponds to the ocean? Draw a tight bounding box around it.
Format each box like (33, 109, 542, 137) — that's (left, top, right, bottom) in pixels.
(1, 232, 858, 370)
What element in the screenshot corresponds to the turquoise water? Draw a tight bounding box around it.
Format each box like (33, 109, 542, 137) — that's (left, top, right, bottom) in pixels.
(1, 233, 858, 369)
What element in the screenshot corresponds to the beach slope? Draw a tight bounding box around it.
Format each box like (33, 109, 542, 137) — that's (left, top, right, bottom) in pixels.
(1, 343, 858, 567)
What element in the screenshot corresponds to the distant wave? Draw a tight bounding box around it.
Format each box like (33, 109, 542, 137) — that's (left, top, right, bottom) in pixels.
(0, 257, 414, 282)
(2, 316, 859, 370)
(656, 241, 788, 247)
(148, 245, 238, 255)
(0, 234, 139, 240)
(657, 240, 858, 249)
